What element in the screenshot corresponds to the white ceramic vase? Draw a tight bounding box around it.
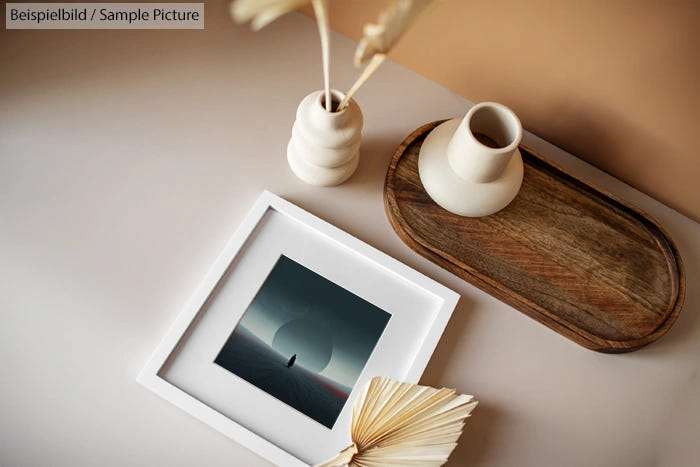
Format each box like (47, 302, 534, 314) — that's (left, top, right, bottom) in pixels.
(418, 102, 524, 217)
(287, 89, 363, 186)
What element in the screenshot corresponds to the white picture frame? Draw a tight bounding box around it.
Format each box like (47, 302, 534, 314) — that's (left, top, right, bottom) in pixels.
(137, 191, 459, 466)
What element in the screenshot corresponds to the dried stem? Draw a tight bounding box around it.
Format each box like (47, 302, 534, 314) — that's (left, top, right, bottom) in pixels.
(337, 53, 386, 111)
(314, 443, 358, 467)
(312, 0, 332, 111)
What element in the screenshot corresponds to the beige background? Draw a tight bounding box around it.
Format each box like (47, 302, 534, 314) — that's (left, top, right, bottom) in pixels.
(2, 3, 699, 466)
(304, 0, 700, 221)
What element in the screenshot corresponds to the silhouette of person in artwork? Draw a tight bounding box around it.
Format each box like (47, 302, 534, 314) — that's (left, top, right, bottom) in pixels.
(287, 354, 297, 368)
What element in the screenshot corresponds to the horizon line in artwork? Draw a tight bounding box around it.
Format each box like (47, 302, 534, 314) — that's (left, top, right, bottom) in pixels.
(214, 255, 391, 429)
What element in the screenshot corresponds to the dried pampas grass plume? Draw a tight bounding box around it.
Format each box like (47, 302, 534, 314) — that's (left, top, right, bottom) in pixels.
(231, 0, 333, 111)
(354, 0, 438, 66)
(338, 0, 439, 110)
(231, 0, 311, 31)
(316, 376, 477, 467)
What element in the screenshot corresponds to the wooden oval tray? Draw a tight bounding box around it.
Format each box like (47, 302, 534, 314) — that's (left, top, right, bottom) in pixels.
(384, 121, 685, 353)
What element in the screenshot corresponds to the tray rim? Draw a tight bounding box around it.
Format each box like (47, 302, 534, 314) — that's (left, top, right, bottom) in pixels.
(384, 121, 686, 353)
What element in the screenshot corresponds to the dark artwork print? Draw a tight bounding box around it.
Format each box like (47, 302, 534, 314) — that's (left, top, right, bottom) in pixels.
(215, 255, 391, 429)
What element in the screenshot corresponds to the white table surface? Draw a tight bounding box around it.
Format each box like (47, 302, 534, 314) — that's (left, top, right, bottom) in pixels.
(2, 6, 699, 466)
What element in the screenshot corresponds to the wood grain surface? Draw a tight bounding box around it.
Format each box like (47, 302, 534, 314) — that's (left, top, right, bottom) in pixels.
(384, 122, 686, 352)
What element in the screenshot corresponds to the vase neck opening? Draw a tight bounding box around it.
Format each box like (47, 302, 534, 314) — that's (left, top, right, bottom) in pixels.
(317, 90, 345, 114)
(447, 103, 523, 183)
(468, 104, 521, 151)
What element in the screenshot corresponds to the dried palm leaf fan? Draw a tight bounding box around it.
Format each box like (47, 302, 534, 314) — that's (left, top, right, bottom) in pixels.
(316, 376, 477, 467)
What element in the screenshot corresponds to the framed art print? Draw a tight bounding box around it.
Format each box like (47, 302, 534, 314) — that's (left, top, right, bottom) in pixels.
(137, 191, 459, 466)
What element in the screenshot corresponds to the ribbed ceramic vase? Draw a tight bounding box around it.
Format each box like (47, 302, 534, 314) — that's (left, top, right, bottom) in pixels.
(418, 102, 524, 217)
(287, 89, 363, 186)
